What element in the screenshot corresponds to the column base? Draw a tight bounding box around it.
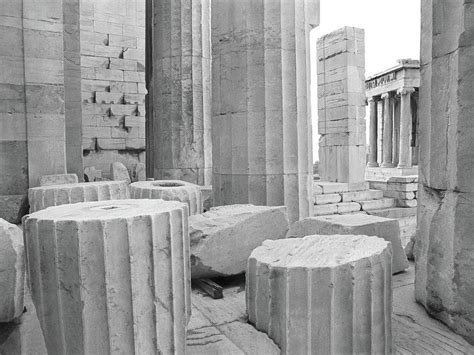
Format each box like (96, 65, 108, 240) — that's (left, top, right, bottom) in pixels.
(381, 162, 394, 168)
(397, 164, 412, 169)
(367, 162, 379, 168)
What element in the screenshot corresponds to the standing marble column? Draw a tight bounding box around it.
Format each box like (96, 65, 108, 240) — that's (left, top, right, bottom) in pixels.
(148, 0, 212, 185)
(397, 87, 414, 168)
(415, 0, 474, 344)
(381, 93, 394, 167)
(367, 97, 378, 167)
(376, 99, 384, 165)
(212, 0, 320, 223)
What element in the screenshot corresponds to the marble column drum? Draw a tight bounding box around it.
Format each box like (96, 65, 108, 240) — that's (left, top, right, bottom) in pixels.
(28, 181, 130, 213)
(212, 0, 319, 223)
(148, 0, 212, 185)
(23, 199, 191, 354)
(131, 180, 202, 215)
(247, 234, 392, 354)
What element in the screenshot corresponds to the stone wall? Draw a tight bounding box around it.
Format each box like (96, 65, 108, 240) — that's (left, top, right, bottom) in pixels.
(0, 0, 82, 222)
(415, 0, 474, 344)
(80, 0, 146, 177)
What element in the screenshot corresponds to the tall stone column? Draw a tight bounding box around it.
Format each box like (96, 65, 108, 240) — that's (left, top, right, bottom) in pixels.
(318, 27, 366, 184)
(376, 99, 384, 165)
(367, 97, 378, 167)
(148, 0, 212, 185)
(391, 95, 400, 166)
(415, 0, 474, 344)
(212, 0, 320, 223)
(397, 87, 414, 168)
(381, 93, 393, 167)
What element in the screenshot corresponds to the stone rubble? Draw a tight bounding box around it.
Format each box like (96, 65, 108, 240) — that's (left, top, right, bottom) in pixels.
(189, 205, 289, 279)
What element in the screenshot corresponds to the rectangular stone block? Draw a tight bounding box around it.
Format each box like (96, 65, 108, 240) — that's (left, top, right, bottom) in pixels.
(336, 202, 361, 214)
(314, 193, 342, 205)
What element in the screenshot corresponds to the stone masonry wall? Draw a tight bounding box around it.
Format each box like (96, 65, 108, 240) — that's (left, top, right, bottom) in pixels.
(80, 0, 146, 178)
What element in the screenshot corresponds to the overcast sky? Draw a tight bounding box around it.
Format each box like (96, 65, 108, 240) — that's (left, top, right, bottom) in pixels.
(311, 0, 421, 161)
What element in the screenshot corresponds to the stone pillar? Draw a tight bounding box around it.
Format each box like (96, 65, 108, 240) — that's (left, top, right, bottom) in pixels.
(376, 99, 384, 165)
(317, 26, 366, 183)
(63, 0, 83, 180)
(212, 0, 319, 223)
(367, 97, 379, 167)
(392, 95, 400, 166)
(415, 0, 474, 344)
(148, 0, 212, 186)
(381, 93, 394, 167)
(397, 87, 414, 168)
(24, 199, 190, 354)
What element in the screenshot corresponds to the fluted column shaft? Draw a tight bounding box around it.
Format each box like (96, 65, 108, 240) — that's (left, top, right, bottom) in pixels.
(148, 0, 212, 185)
(381, 93, 394, 167)
(367, 97, 378, 167)
(397, 87, 414, 168)
(376, 99, 384, 165)
(211, 0, 319, 223)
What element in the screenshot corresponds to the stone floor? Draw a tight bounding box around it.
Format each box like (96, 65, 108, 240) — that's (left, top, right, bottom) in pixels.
(1, 263, 473, 354)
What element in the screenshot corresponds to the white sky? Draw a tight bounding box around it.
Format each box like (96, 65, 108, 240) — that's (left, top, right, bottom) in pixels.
(310, 0, 421, 161)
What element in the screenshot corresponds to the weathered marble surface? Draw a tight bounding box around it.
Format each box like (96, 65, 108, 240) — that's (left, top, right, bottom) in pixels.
(39, 174, 79, 187)
(415, 0, 474, 344)
(131, 180, 202, 215)
(317, 26, 366, 183)
(28, 181, 130, 212)
(211, 0, 319, 223)
(189, 205, 288, 278)
(147, 0, 212, 185)
(288, 214, 408, 273)
(0, 219, 25, 323)
(247, 234, 392, 354)
(23, 199, 190, 354)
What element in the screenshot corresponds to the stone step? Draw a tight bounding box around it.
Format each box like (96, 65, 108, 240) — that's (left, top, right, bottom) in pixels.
(367, 207, 417, 219)
(360, 198, 397, 211)
(341, 189, 384, 202)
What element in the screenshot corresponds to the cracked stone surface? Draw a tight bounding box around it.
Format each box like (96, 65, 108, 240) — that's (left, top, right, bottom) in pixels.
(0, 219, 25, 323)
(23, 199, 190, 354)
(189, 205, 289, 278)
(247, 234, 392, 354)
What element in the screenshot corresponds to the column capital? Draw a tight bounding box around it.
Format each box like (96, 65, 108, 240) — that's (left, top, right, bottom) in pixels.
(381, 92, 391, 100)
(397, 87, 415, 96)
(367, 96, 376, 103)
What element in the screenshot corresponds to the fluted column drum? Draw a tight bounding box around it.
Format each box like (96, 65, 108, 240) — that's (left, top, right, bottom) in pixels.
(24, 199, 190, 354)
(28, 181, 130, 213)
(131, 180, 202, 215)
(247, 234, 392, 354)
